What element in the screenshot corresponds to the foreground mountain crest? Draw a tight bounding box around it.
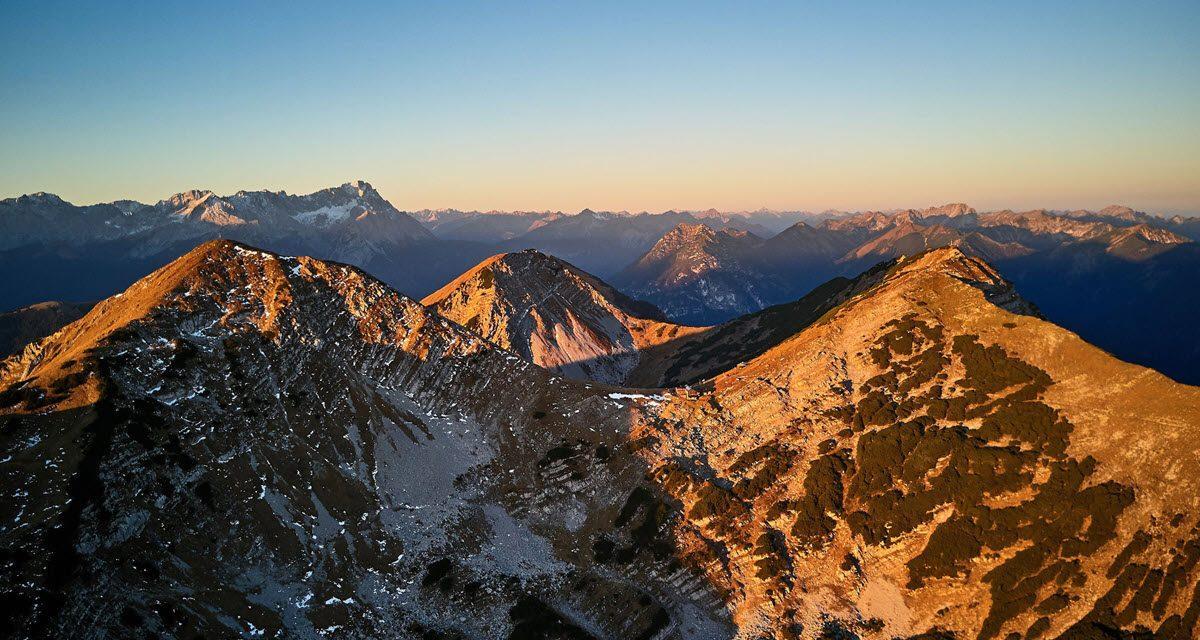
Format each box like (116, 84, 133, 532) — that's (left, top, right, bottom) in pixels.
(2, 241, 1199, 639)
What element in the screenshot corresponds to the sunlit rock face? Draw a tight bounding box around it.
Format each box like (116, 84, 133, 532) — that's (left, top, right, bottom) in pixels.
(2, 241, 1198, 639)
(422, 249, 704, 386)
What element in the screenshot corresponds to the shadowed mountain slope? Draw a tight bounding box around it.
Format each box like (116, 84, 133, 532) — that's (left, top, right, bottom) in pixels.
(0, 301, 94, 358)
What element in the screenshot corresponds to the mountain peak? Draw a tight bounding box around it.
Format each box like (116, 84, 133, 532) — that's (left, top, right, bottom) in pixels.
(19, 192, 67, 205)
(423, 251, 689, 384)
(1097, 223, 1192, 260)
(159, 190, 247, 225)
(672, 221, 711, 233)
(340, 179, 378, 196)
(423, 250, 644, 311)
(615, 222, 775, 323)
(897, 243, 971, 269)
(110, 238, 284, 307)
(162, 188, 217, 205)
(0, 238, 440, 411)
(662, 221, 718, 242)
(923, 202, 975, 217)
(890, 246, 1040, 315)
(1099, 204, 1137, 217)
(646, 222, 759, 259)
(780, 220, 814, 232)
(1123, 222, 1187, 241)
(185, 237, 267, 261)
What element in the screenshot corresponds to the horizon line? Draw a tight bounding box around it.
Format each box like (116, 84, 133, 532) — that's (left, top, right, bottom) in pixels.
(4, 187, 1196, 220)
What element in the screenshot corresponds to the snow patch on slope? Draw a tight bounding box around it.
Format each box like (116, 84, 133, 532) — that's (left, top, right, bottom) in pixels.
(293, 202, 360, 227)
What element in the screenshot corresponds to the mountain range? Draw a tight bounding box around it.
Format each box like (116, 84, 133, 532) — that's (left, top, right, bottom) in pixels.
(2, 239, 1198, 639)
(2, 185, 1199, 386)
(0, 182, 492, 311)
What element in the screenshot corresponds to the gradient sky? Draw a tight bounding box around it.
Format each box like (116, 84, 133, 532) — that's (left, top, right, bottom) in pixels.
(2, 1, 1198, 213)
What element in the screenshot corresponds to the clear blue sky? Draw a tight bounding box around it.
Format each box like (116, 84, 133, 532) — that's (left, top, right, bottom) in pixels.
(2, 1, 1198, 213)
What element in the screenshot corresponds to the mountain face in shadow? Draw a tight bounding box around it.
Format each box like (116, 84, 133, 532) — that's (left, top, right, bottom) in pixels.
(3, 240, 1198, 639)
(0, 301, 94, 358)
(997, 242, 1200, 385)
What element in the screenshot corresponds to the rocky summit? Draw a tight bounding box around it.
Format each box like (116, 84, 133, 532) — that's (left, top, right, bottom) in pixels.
(1, 240, 1199, 639)
(613, 223, 781, 325)
(421, 250, 704, 386)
